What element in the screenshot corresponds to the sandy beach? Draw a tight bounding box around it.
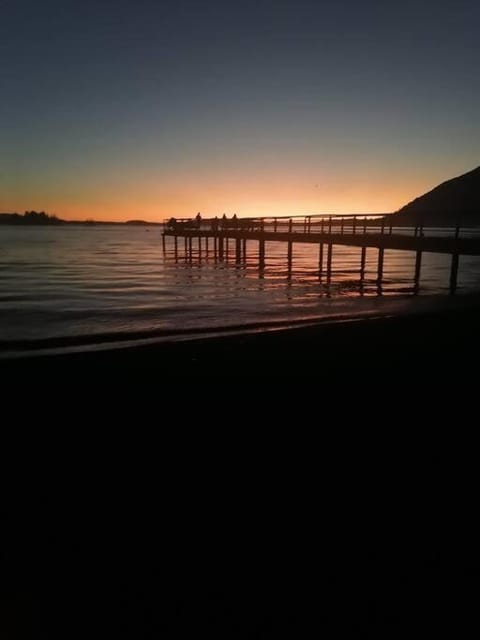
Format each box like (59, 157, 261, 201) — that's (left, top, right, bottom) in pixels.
(3, 298, 478, 638)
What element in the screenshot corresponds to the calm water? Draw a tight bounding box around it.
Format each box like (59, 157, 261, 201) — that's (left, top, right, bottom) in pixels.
(1, 225, 480, 350)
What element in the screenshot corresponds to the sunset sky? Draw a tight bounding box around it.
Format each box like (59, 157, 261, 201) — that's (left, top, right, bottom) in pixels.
(1, 0, 478, 221)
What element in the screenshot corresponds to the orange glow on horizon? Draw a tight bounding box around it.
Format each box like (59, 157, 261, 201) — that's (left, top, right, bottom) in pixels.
(1, 164, 457, 222)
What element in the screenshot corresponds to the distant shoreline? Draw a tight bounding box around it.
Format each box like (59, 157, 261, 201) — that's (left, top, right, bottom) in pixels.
(0, 216, 162, 226)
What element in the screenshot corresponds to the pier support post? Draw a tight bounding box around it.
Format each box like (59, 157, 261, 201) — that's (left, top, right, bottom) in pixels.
(184, 237, 188, 260)
(206, 236, 209, 256)
(318, 243, 324, 280)
(449, 225, 460, 294)
(259, 239, 265, 270)
(162, 233, 166, 253)
(236, 238, 242, 263)
(198, 236, 202, 260)
(242, 239, 247, 262)
(174, 236, 178, 261)
(360, 246, 366, 283)
(414, 250, 422, 294)
(225, 238, 229, 261)
(450, 253, 459, 295)
(377, 247, 384, 291)
(218, 237, 224, 261)
(287, 219, 293, 278)
(326, 243, 333, 286)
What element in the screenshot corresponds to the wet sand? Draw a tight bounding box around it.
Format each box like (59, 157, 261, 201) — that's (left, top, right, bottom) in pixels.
(3, 294, 480, 384)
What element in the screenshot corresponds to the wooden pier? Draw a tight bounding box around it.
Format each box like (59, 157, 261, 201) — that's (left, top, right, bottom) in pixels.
(162, 214, 480, 294)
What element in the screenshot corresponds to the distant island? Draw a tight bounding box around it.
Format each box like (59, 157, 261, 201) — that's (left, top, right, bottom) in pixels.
(391, 166, 480, 226)
(0, 211, 161, 226)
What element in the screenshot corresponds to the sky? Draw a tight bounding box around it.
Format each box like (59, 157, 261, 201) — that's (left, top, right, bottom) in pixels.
(0, 0, 478, 221)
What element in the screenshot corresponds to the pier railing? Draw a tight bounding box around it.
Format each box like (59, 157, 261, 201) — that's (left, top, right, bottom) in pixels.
(163, 214, 469, 239)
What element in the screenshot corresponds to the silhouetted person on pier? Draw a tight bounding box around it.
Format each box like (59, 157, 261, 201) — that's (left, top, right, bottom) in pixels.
(212, 216, 219, 232)
(221, 213, 227, 229)
(195, 212, 202, 229)
(232, 213, 238, 228)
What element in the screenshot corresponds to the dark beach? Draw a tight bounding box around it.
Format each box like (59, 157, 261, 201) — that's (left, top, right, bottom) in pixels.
(3, 301, 479, 638)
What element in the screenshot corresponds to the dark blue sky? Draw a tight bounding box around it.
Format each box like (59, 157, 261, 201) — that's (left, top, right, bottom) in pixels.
(1, 0, 478, 219)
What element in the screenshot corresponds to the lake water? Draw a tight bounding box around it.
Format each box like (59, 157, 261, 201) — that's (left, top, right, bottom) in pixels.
(1, 225, 480, 352)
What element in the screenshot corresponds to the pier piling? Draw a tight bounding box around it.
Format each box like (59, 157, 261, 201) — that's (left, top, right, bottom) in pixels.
(162, 214, 480, 294)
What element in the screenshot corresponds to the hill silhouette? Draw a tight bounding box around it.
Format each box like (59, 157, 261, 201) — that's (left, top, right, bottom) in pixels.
(391, 166, 480, 226)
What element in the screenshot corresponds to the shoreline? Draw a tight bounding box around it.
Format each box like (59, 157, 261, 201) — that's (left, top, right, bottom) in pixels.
(3, 293, 480, 383)
(2, 291, 480, 358)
